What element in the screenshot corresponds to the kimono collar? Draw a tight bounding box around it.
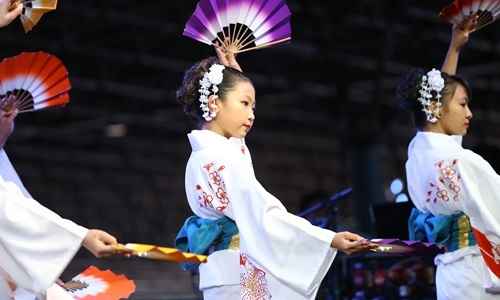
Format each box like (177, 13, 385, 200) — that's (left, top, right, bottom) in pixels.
(188, 130, 244, 152)
(409, 131, 463, 155)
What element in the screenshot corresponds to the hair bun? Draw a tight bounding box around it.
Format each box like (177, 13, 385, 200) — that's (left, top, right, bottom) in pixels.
(396, 68, 425, 112)
(176, 57, 251, 127)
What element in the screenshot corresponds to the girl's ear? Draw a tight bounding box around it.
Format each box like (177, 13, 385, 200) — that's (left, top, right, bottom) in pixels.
(208, 95, 221, 114)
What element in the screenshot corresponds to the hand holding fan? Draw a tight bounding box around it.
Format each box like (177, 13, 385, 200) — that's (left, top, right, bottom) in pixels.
(440, 0, 500, 32)
(183, 0, 292, 53)
(115, 243, 208, 264)
(0, 51, 71, 114)
(9, 0, 58, 32)
(62, 266, 136, 300)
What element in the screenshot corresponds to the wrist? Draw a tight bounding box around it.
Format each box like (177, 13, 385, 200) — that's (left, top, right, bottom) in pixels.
(82, 229, 93, 248)
(331, 236, 339, 249)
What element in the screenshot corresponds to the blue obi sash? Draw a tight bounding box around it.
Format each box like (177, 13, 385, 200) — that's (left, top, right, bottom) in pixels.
(408, 208, 476, 252)
(175, 215, 238, 270)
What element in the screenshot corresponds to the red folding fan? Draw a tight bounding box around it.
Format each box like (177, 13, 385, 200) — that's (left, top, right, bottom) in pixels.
(9, 0, 58, 33)
(63, 266, 136, 300)
(440, 0, 500, 31)
(472, 228, 500, 278)
(0, 51, 71, 114)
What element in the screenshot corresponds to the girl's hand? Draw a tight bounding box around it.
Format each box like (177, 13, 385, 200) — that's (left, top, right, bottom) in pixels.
(0, 105, 17, 148)
(450, 14, 478, 51)
(0, 0, 22, 28)
(331, 231, 377, 255)
(0, 94, 17, 112)
(215, 41, 243, 72)
(82, 229, 119, 258)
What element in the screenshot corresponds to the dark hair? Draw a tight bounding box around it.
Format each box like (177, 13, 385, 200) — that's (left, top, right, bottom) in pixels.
(176, 56, 252, 126)
(396, 68, 472, 129)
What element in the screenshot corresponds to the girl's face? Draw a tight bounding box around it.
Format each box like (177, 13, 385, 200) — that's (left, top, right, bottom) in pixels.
(438, 84, 473, 136)
(211, 80, 256, 139)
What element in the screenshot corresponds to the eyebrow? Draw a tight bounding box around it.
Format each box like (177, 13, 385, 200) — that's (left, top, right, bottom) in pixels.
(243, 95, 255, 104)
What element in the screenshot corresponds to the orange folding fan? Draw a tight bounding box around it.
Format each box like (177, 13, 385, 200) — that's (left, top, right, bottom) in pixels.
(116, 243, 208, 264)
(0, 51, 71, 114)
(63, 266, 136, 300)
(9, 0, 58, 32)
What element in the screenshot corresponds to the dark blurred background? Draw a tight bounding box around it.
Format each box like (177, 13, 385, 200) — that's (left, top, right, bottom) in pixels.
(1, 0, 500, 299)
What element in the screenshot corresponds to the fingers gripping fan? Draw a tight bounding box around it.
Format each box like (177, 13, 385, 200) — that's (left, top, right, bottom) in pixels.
(0, 51, 71, 113)
(440, 0, 500, 31)
(183, 0, 292, 53)
(10, 0, 58, 32)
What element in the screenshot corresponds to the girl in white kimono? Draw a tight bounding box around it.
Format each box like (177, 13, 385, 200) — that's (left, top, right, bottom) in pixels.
(0, 7, 126, 299)
(0, 103, 122, 300)
(398, 17, 500, 300)
(175, 50, 375, 300)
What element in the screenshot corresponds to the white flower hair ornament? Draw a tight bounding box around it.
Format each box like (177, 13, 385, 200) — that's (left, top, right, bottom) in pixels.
(418, 68, 445, 123)
(199, 64, 226, 121)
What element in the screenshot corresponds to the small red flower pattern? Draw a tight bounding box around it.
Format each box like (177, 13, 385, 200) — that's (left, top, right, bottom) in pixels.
(427, 159, 462, 203)
(240, 254, 272, 300)
(195, 162, 230, 212)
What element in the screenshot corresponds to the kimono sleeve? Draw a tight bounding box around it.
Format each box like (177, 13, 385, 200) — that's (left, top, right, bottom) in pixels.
(199, 154, 337, 296)
(0, 179, 88, 294)
(456, 152, 500, 292)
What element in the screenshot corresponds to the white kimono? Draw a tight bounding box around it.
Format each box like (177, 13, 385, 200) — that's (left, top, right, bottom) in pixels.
(0, 149, 88, 299)
(185, 130, 337, 300)
(406, 132, 500, 299)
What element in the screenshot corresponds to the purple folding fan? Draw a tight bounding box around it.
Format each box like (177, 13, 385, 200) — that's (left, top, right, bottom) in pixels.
(370, 239, 445, 256)
(183, 0, 292, 53)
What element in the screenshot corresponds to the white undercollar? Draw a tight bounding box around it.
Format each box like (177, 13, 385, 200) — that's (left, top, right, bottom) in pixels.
(187, 130, 244, 151)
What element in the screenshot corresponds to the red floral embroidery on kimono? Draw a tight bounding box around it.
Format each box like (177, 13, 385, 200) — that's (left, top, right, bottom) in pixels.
(195, 162, 230, 212)
(196, 184, 214, 208)
(427, 159, 462, 203)
(240, 254, 272, 300)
